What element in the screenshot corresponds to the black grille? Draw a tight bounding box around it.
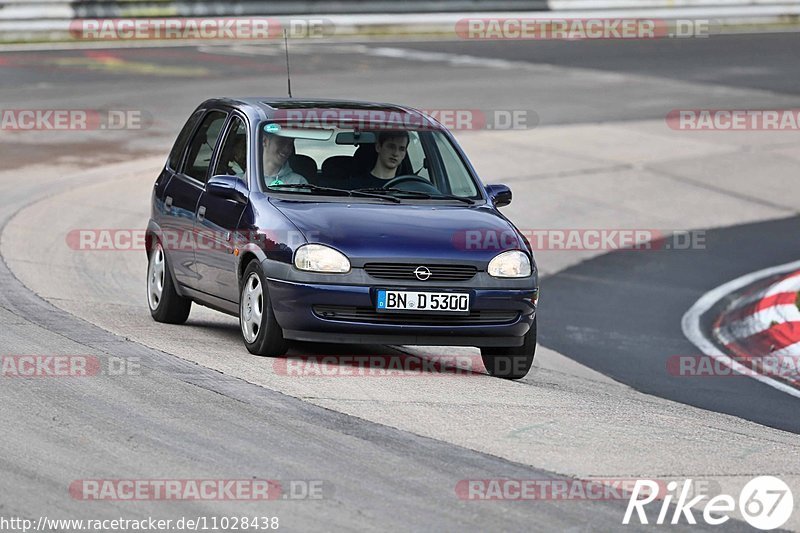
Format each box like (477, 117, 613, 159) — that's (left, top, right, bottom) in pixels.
(313, 306, 518, 325)
(364, 263, 477, 282)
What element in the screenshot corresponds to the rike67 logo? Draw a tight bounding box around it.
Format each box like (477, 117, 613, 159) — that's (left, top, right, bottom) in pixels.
(624, 477, 793, 530)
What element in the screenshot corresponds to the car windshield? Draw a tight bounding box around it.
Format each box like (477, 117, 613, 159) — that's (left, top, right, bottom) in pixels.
(258, 123, 481, 201)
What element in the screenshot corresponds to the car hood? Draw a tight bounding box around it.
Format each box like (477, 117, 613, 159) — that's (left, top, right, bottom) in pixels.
(268, 198, 524, 264)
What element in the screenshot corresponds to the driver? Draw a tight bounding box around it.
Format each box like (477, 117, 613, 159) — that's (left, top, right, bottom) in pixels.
(349, 130, 408, 189)
(263, 132, 307, 187)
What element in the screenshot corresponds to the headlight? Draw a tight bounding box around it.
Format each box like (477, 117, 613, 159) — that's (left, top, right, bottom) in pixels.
(488, 250, 531, 278)
(294, 244, 351, 273)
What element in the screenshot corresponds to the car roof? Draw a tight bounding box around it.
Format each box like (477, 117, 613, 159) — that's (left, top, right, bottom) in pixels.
(200, 97, 446, 131)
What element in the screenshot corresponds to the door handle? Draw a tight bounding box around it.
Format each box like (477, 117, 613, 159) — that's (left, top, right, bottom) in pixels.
(164, 196, 173, 211)
(197, 205, 206, 222)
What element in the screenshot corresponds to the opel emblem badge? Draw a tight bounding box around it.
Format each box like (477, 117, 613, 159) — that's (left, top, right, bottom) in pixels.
(414, 266, 432, 281)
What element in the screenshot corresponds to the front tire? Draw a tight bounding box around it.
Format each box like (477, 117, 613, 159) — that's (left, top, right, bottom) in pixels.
(480, 316, 536, 380)
(147, 241, 191, 324)
(240, 260, 288, 357)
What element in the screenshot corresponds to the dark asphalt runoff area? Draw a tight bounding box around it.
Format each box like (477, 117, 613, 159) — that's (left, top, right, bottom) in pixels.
(399, 33, 800, 96)
(538, 215, 800, 434)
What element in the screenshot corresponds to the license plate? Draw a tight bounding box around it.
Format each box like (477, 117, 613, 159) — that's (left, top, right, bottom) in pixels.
(376, 290, 470, 313)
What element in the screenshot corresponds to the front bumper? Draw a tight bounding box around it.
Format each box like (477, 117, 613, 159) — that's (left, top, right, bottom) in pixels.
(266, 275, 537, 348)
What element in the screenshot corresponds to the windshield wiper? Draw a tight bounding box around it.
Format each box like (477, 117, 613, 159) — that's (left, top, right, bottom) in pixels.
(269, 183, 400, 203)
(268, 183, 349, 195)
(353, 187, 474, 204)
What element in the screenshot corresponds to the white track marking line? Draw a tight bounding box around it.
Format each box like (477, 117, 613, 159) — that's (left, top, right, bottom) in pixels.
(772, 342, 800, 356)
(682, 259, 800, 399)
(767, 274, 800, 296)
(363, 46, 521, 69)
(722, 304, 800, 339)
(715, 272, 800, 312)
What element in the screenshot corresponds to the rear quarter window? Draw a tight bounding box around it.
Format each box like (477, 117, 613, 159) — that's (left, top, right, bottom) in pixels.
(167, 109, 205, 172)
(183, 110, 228, 183)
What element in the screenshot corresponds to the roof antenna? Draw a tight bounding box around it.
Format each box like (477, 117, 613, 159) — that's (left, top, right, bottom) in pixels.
(283, 29, 292, 98)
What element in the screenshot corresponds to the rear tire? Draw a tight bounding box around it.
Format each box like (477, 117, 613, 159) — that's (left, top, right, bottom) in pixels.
(147, 241, 191, 324)
(480, 316, 536, 380)
(240, 260, 288, 357)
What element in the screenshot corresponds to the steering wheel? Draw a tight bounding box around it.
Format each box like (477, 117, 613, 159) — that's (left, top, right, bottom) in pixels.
(382, 175, 440, 193)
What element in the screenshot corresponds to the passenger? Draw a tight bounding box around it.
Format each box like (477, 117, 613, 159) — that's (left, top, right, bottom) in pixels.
(263, 132, 307, 187)
(227, 141, 247, 177)
(349, 131, 409, 189)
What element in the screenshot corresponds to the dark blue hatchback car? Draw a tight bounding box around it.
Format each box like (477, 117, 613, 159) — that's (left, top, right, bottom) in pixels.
(146, 98, 539, 379)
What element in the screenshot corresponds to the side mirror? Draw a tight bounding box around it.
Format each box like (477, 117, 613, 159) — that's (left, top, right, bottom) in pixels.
(207, 175, 248, 203)
(485, 184, 512, 208)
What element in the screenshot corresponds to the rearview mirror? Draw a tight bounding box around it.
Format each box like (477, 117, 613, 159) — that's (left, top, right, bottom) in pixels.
(336, 131, 377, 145)
(485, 184, 512, 208)
(207, 175, 248, 203)
(263, 124, 334, 141)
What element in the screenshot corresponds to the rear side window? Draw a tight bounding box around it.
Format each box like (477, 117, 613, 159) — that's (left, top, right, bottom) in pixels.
(183, 110, 228, 183)
(214, 116, 248, 179)
(167, 109, 204, 171)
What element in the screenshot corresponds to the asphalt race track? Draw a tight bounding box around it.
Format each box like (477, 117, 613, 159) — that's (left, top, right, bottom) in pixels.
(539, 215, 800, 433)
(1, 33, 799, 531)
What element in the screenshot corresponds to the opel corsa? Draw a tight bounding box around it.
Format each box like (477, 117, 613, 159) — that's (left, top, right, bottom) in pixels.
(146, 98, 539, 379)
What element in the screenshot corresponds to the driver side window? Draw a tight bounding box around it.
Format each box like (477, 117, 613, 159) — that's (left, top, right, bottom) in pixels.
(184, 110, 227, 183)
